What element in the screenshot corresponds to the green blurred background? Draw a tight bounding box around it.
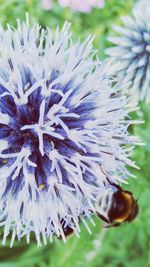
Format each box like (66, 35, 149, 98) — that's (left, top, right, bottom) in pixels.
(0, 0, 149, 266)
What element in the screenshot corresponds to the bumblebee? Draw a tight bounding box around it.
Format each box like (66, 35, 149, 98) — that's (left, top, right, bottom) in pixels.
(97, 183, 139, 227)
(58, 220, 74, 239)
(63, 225, 74, 237)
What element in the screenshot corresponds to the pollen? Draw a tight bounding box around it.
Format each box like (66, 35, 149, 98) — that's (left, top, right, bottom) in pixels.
(38, 184, 46, 190)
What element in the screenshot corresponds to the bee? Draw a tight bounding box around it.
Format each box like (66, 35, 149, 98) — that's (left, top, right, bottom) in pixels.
(58, 220, 74, 239)
(97, 182, 139, 227)
(62, 225, 74, 237)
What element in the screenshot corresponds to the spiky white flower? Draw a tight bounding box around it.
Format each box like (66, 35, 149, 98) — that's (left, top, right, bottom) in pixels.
(0, 15, 139, 246)
(106, 1, 150, 103)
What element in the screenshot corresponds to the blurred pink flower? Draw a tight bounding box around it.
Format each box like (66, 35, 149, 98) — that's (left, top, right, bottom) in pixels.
(59, 0, 105, 12)
(42, 0, 52, 10)
(42, 0, 105, 12)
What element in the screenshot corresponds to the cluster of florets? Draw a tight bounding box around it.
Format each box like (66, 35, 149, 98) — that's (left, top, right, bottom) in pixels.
(0, 15, 140, 246)
(106, 0, 150, 103)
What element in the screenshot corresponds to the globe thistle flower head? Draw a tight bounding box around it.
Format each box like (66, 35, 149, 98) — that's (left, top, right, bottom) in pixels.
(0, 15, 139, 246)
(106, 2, 150, 103)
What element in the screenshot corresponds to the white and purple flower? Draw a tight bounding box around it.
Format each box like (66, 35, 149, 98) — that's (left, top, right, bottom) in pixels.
(106, 0, 150, 103)
(0, 15, 139, 246)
